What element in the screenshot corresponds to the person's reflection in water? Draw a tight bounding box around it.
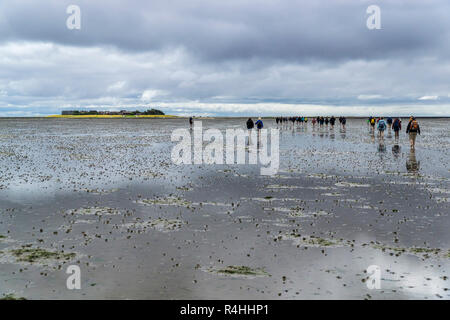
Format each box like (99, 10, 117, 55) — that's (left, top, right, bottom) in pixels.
(340, 128, 346, 139)
(386, 130, 392, 139)
(406, 149, 420, 174)
(257, 133, 261, 150)
(378, 140, 386, 156)
(392, 144, 401, 159)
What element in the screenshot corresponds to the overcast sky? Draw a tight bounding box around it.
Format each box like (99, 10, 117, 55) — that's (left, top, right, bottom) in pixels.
(0, 0, 449, 116)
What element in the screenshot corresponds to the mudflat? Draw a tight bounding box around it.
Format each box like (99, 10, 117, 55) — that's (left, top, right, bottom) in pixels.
(0, 117, 449, 299)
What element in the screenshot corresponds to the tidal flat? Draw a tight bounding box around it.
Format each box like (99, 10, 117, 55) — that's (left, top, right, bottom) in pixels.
(0, 117, 449, 299)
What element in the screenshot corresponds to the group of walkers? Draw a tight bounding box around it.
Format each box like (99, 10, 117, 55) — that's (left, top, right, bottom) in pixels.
(311, 116, 347, 130)
(275, 116, 308, 127)
(368, 116, 421, 149)
(274, 116, 347, 130)
(246, 117, 264, 145)
(189, 115, 422, 149)
(246, 117, 264, 130)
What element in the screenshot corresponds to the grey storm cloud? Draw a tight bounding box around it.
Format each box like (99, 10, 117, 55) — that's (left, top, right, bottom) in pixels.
(1, 0, 449, 61)
(0, 0, 450, 116)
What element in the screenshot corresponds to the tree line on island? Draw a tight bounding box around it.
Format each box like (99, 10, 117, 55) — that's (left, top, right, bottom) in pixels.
(61, 109, 165, 116)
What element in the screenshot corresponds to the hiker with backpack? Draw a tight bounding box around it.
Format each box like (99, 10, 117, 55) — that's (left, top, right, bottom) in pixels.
(255, 117, 264, 144)
(406, 117, 421, 149)
(392, 118, 402, 140)
(370, 117, 376, 133)
(330, 116, 336, 129)
(377, 117, 387, 139)
(387, 117, 393, 131)
(255, 117, 264, 130)
(247, 117, 254, 131)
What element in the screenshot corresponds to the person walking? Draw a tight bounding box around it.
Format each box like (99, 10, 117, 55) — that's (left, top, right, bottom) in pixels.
(255, 117, 264, 130)
(377, 117, 387, 139)
(406, 116, 421, 149)
(370, 117, 376, 133)
(387, 117, 393, 131)
(255, 117, 264, 143)
(247, 117, 254, 130)
(290, 116, 296, 128)
(247, 117, 255, 145)
(330, 116, 336, 129)
(392, 117, 402, 140)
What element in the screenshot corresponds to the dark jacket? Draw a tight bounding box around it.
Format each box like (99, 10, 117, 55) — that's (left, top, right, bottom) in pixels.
(392, 119, 401, 131)
(246, 118, 254, 129)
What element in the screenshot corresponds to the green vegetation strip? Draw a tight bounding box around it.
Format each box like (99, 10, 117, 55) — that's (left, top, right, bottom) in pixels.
(215, 266, 270, 277)
(0, 294, 26, 300)
(10, 248, 76, 263)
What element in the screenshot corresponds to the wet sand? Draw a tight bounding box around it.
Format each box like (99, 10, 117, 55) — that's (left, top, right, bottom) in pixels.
(0, 117, 449, 299)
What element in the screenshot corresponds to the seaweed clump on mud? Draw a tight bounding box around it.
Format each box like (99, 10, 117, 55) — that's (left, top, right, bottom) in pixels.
(278, 233, 343, 247)
(65, 206, 121, 216)
(10, 247, 76, 264)
(138, 196, 192, 207)
(148, 218, 183, 231)
(123, 218, 185, 233)
(214, 266, 270, 277)
(371, 243, 449, 259)
(303, 237, 338, 247)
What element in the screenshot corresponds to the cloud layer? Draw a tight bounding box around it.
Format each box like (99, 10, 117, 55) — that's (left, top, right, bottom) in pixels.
(0, 0, 450, 116)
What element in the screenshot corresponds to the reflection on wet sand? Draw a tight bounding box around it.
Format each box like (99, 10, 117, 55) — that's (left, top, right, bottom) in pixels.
(406, 149, 420, 174)
(0, 117, 448, 300)
(377, 140, 387, 154)
(392, 144, 401, 159)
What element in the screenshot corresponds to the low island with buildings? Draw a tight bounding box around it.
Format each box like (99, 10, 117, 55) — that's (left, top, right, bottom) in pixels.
(47, 109, 176, 118)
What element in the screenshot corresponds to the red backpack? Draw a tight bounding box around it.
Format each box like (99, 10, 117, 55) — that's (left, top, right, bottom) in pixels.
(410, 120, 419, 131)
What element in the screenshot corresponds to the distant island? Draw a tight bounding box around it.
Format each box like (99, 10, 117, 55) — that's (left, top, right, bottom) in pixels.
(62, 108, 165, 116)
(47, 108, 178, 118)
